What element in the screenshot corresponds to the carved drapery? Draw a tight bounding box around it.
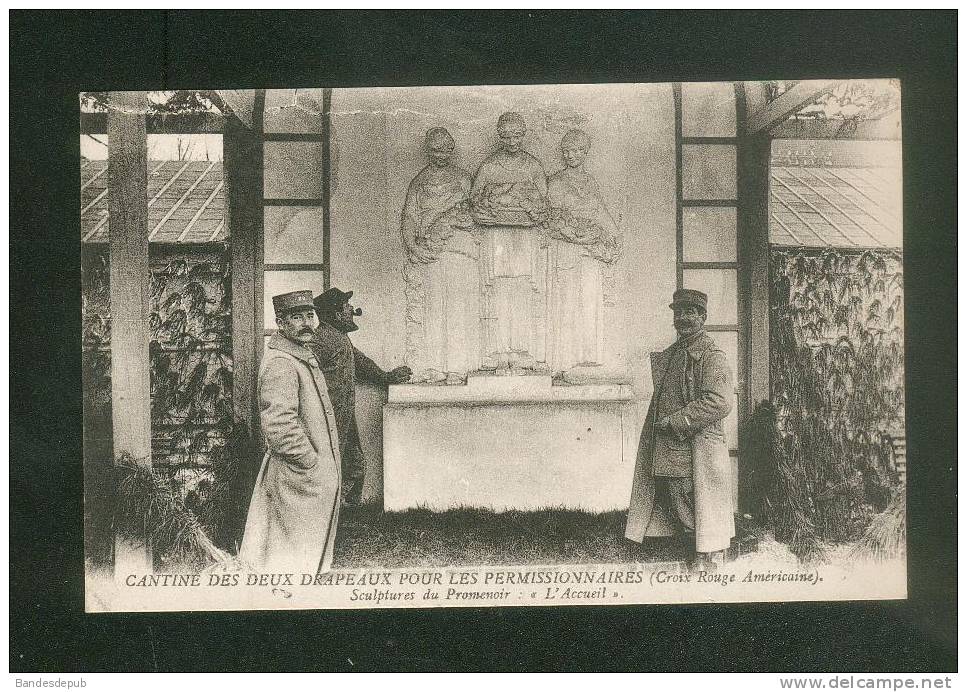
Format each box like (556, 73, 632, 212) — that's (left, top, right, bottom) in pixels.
(401, 122, 624, 382)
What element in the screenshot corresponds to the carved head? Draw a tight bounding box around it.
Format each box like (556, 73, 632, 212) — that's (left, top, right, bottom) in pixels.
(561, 128, 591, 169)
(425, 127, 455, 168)
(496, 112, 526, 154)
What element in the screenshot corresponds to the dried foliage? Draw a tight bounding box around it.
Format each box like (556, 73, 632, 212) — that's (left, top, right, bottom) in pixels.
(850, 484, 906, 562)
(768, 248, 904, 558)
(148, 251, 234, 471)
(766, 80, 901, 122)
(114, 454, 231, 570)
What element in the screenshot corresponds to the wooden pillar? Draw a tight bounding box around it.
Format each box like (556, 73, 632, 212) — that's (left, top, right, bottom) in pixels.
(737, 83, 774, 409)
(223, 91, 265, 545)
(321, 87, 332, 290)
(224, 91, 265, 434)
(738, 134, 772, 408)
(736, 82, 774, 514)
(107, 90, 152, 572)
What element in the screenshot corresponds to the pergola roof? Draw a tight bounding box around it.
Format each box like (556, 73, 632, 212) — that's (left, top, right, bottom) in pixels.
(769, 166, 902, 250)
(81, 159, 226, 243)
(81, 157, 901, 250)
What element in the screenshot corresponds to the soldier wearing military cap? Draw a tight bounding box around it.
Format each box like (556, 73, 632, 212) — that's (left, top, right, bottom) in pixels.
(310, 287, 412, 506)
(239, 290, 343, 574)
(625, 288, 736, 570)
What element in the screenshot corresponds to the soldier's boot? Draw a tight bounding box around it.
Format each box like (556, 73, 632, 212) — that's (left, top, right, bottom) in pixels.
(694, 549, 728, 573)
(680, 534, 699, 570)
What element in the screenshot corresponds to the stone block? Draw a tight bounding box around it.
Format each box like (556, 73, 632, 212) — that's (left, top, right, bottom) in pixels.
(383, 388, 640, 512)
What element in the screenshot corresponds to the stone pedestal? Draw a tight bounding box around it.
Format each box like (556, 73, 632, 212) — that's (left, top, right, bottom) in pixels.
(383, 374, 639, 512)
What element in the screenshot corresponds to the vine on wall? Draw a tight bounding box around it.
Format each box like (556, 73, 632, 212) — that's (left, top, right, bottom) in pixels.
(768, 247, 904, 556)
(82, 245, 234, 509)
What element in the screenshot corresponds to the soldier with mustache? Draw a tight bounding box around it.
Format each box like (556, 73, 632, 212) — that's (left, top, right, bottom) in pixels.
(240, 290, 342, 573)
(625, 289, 736, 570)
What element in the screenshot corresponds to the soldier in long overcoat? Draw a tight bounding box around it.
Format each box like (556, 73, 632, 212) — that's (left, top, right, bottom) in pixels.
(239, 290, 342, 574)
(311, 288, 412, 506)
(625, 289, 736, 567)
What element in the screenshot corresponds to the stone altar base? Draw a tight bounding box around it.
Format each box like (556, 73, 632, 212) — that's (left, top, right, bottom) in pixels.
(383, 374, 639, 512)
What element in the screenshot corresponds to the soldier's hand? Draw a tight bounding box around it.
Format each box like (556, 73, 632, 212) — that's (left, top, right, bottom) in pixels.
(386, 366, 413, 384)
(665, 412, 691, 440)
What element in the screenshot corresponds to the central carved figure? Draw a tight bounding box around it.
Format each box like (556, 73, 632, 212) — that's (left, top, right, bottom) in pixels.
(470, 111, 549, 372)
(401, 114, 623, 383)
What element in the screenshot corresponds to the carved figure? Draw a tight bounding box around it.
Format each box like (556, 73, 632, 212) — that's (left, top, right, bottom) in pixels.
(546, 128, 622, 374)
(401, 128, 481, 382)
(470, 112, 549, 371)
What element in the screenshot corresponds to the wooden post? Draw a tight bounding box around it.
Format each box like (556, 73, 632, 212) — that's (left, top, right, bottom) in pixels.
(108, 90, 152, 573)
(738, 134, 772, 409)
(736, 82, 774, 514)
(224, 96, 264, 431)
(223, 90, 265, 545)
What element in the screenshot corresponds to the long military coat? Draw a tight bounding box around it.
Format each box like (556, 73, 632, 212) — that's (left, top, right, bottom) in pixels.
(625, 331, 736, 553)
(239, 333, 342, 574)
(309, 321, 387, 465)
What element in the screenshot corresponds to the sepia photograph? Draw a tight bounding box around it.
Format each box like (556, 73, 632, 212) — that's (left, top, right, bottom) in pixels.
(79, 80, 908, 612)
(9, 7, 958, 676)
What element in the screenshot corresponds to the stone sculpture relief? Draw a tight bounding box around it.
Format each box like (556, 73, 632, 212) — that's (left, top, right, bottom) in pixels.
(470, 111, 549, 373)
(401, 128, 481, 384)
(402, 116, 623, 383)
(546, 128, 622, 375)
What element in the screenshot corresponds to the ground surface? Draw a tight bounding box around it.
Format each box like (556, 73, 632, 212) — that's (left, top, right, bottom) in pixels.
(331, 504, 686, 568)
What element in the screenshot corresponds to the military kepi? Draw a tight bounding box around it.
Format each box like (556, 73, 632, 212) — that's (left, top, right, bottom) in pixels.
(272, 290, 316, 318)
(669, 288, 708, 311)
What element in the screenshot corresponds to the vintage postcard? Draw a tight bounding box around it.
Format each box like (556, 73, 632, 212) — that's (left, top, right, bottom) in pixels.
(81, 80, 906, 612)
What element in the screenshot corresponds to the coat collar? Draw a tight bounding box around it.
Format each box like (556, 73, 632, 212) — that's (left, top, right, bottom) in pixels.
(666, 330, 714, 361)
(684, 331, 715, 361)
(267, 332, 319, 367)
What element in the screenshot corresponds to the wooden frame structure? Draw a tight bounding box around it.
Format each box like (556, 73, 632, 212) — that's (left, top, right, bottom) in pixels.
(91, 83, 846, 570)
(85, 92, 270, 571)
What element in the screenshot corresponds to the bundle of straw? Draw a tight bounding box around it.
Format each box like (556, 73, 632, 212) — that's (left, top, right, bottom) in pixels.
(114, 454, 231, 570)
(850, 484, 906, 562)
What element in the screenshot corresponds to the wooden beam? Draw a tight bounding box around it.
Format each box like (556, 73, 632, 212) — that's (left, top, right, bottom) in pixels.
(674, 83, 683, 290)
(737, 139, 771, 408)
(736, 104, 773, 516)
(744, 80, 840, 136)
(224, 94, 264, 431)
(741, 81, 772, 123)
(223, 89, 265, 548)
(322, 87, 332, 290)
(253, 91, 267, 401)
(107, 91, 152, 573)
